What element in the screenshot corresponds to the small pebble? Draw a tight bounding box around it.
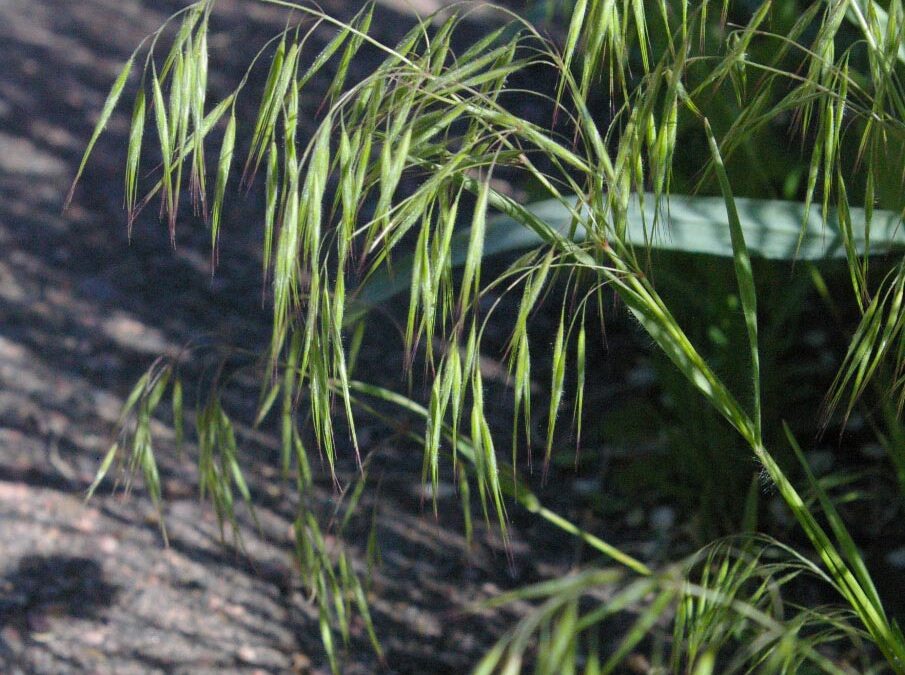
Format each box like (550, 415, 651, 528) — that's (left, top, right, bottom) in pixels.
(649, 506, 676, 532)
(572, 478, 598, 497)
(886, 547, 905, 569)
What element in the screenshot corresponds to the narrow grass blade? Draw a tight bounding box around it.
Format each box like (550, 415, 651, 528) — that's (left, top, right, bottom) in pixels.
(67, 57, 134, 208)
(86, 443, 120, 499)
(211, 110, 237, 265)
(705, 119, 761, 442)
(125, 88, 146, 230)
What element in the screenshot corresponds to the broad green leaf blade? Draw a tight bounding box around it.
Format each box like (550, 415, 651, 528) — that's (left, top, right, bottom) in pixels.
(508, 194, 905, 261)
(350, 193, 905, 320)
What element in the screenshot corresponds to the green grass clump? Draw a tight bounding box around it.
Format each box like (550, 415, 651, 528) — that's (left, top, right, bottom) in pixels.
(72, 0, 905, 671)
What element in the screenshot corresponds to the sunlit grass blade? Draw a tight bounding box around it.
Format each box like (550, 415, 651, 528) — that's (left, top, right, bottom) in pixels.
(86, 443, 120, 499)
(211, 110, 236, 266)
(172, 376, 184, 450)
(125, 88, 146, 231)
(705, 119, 761, 441)
(459, 173, 491, 312)
(67, 56, 134, 209)
(151, 68, 175, 236)
(544, 309, 567, 475)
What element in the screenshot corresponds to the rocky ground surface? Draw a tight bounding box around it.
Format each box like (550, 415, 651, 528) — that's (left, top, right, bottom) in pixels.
(0, 1, 643, 672)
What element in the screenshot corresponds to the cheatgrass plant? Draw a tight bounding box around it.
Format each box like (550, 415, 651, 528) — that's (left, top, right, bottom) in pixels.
(71, 0, 905, 671)
(475, 536, 879, 674)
